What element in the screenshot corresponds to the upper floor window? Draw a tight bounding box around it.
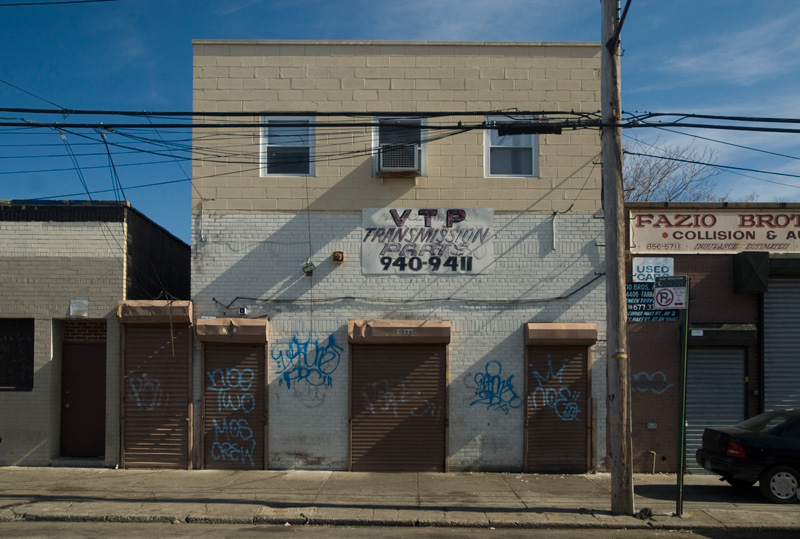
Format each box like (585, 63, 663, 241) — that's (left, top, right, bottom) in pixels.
(485, 116, 539, 177)
(261, 117, 314, 176)
(376, 118, 424, 174)
(0, 319, 34, 391)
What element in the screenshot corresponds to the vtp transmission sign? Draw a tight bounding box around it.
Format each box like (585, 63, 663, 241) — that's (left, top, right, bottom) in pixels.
(654, 276, 688, 310)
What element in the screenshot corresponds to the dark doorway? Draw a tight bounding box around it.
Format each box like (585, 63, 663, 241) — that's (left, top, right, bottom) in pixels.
(60, 342, 106, 457)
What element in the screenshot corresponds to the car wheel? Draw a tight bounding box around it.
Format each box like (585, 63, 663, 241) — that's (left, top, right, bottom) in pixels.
(724, 477, 755, 489)
(759, 465, 799, 504)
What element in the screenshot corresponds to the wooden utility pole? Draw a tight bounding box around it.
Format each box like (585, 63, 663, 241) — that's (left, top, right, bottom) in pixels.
(601, 0, 635, 515)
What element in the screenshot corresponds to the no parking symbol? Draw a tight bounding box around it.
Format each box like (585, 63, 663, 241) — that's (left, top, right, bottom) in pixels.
(653, 276, 687, 309)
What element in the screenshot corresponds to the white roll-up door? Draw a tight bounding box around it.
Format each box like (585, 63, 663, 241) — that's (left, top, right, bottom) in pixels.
(686, 348, 745, 473)
(763, 279, 800, 411)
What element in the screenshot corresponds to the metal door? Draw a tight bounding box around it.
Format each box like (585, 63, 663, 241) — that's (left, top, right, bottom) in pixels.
(686, 348, 745, 473)
(526, 346, 589, 473)
(764, 279, 800, 410)
(351, 344, 446, 472)
(122, 324, 191, 469)
(204, 343, 266, 469)
(60, 342, 106, 457)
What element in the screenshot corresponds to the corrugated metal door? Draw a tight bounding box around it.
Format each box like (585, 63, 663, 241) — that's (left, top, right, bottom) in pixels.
(764, 279, 800, 410)
(526, 346, 589, 473)
(123, 325, 191, 469)
(204, 344, 266, 470)
(351, 344, 446, 472)
(686, 348, 745, 473)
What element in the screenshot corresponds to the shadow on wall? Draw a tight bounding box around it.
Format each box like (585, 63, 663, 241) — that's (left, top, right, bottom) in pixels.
(193, 161, 395, 313)
(193, 154, 602, 319)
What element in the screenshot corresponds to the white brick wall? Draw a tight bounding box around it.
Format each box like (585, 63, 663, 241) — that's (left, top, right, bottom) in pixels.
(192, 211, 607, 470)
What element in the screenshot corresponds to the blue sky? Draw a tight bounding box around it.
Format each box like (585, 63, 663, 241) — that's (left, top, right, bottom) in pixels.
(2, 0, 800, 243)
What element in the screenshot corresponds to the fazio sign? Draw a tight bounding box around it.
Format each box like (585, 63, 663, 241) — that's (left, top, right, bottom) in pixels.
(361, 208, 494, 275)
(630, 210, 800, 253)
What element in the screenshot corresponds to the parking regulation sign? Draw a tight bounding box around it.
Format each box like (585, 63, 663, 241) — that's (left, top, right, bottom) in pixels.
(654, 276, 687, 309)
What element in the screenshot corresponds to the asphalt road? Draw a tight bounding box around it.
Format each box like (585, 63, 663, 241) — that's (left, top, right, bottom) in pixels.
(1, 523, 797, 539)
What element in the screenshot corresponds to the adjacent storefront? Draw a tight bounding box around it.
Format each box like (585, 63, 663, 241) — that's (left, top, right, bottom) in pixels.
(627, 204, 800, 473)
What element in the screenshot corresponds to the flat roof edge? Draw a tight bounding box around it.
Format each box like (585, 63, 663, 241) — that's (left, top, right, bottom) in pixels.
(192, 39, 600, 47)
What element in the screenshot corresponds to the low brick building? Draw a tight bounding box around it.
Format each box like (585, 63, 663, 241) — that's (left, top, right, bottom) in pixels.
(0, 200, 189, 467)
(626, 202, 800, 473)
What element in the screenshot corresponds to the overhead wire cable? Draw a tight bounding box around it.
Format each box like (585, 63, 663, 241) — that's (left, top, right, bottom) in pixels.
(623, 150, 800, 188)
(97, 128, 125, 200)
(652, 126, 800, 162)
(57, 128, 93, 200)
(0, 76, 66, 110)
(0, 0, 122, 5)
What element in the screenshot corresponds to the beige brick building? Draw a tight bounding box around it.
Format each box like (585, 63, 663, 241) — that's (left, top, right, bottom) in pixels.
(0, 201, 189, 467)
(192, 41, 608, 472)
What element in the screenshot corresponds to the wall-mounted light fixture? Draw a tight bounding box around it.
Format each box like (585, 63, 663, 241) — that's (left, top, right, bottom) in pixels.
(332, 251, 344, 264)
(302, 259, 316, 277)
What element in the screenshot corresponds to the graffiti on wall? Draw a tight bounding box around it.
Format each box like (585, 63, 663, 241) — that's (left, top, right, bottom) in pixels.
(206, 368, 256, 413)
(206, 367, 258, 467)
(470, 360, 522, 413)
(631, 371, 673, 395)
(210, 418, 256, 467)
(361, 379, 443, 418)
(271, 333, 343, 407)
(529, 359, 581, 421)
(128, 373, 169, 411)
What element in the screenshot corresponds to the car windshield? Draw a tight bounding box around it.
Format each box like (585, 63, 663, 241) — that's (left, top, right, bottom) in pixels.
(736, 412, 795, 433)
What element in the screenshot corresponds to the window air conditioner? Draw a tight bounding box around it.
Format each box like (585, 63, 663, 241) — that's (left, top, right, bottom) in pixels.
(379, 144, 420, 172)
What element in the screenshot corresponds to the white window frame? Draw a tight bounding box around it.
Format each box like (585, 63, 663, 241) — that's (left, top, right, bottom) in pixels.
(260, 116, 315, 176)
(484, 116, 539, 177)
(373, 117, 426, 176)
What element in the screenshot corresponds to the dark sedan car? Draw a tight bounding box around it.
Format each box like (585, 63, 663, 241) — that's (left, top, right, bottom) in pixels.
(696, 409, 800, 503)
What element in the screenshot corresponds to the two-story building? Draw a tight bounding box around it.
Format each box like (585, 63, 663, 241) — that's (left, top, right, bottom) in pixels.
(191, 40, 606, 472)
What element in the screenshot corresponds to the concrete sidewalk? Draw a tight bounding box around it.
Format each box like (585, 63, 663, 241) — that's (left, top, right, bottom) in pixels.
(0, 467, 797, 531)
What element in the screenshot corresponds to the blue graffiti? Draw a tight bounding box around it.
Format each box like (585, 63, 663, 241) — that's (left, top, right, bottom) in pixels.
(271, 334, 342, 391)
(211, 418, 255, 467)
(631, 371, 673, 395)
(530, 359, 581, 421)
(206, 368, 256, 413)
(470, 361, 522, 413)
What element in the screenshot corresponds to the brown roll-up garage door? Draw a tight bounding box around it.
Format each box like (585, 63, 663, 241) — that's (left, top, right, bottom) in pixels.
(122, 324, 191, 469)
(351, 344, 446, 472)
(526, 346, 589, 473)
(203, 343, 266, 470)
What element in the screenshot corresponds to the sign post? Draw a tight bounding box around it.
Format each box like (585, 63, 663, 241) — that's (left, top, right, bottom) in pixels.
(657, 275, 690, 516)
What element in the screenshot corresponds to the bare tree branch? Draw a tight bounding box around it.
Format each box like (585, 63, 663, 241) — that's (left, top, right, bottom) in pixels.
(623, 138, 726, 202)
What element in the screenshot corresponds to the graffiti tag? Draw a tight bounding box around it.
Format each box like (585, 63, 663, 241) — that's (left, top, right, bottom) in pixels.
(271, 334, 343, 407)
(210, 418, 256, 467)
(128, 373, 169, 411)
(631, 371, 673, 395)
(530, 359, 581, 421)
(206, 368, 256, 413)
(361, 379, 443, 418)
(470, 360, 522, 413)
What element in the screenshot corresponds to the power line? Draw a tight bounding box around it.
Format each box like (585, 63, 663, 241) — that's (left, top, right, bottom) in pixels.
(0, 77, 65, 109)
(652, 126, 800, 162)
(623, 150, 800, 188)
(626, 121, 800, 135)
(635, 111, 800, 125)
(0, 0, 122, 6)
